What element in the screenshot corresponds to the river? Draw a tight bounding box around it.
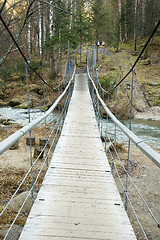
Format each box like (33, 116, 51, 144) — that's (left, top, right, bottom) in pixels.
(101, 118, 160, 148)
(0, 107, 58, 126)
(0, 107, 160, 148)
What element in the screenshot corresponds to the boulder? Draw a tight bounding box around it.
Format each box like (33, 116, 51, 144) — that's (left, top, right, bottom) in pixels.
(30, 84, 43, 95)
(143, 59, 151, 65)
(0, 225, 23, 240)
(9, 98, 21, 107)
(0, 118, 12, 125)
(9, 191, 37, 214)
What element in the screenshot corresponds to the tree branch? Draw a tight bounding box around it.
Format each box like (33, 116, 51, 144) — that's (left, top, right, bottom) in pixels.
(0, 0, 36, 65)
(0, 0, 7, 14)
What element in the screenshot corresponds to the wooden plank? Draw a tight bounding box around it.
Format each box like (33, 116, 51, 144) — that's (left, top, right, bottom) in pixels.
(19, 74, 136, 240)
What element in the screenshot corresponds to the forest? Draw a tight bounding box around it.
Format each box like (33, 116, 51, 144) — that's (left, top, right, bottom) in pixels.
(0, 0, 159, 80)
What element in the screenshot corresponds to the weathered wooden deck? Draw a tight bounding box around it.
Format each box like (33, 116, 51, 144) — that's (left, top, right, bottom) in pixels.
(19, 74, 136, 239)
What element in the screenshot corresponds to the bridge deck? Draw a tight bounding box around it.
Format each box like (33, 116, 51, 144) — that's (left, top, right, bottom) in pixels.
(19, 74, 136, 240)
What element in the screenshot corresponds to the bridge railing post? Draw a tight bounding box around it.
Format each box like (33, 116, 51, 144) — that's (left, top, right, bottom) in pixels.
(43, 82, 47, 138)
(43, 82, 49, 168)
(92, 46, 95, 104)
(111, 87, 118, 174)
(95, 69, 100, 131)
(26, 62, 34, 204)
(52, 89, 55, 126)
(87, 48, 92, 95)
(125, 68, 134, 210)
(107, 92, 109, 122)
(68, 47, 71, 102)
(63, 46, 69, 124)
(114, 87, 118, 148)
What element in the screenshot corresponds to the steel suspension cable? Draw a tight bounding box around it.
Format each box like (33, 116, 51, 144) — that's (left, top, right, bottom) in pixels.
(87, 65, 160, 168)
(109, 20, 160, 93)
(0, 65, 76, 218)
(0, 14, 53, 90)
(106, 132, 160, 227)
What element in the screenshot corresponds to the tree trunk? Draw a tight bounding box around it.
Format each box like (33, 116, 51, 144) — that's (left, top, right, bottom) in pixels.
(28, 17, 31, 60)
(118, 0, 122, 43)
(38, 1, 42, 64)
(43, 15, 46, 42)
(124, 0, 128, 43)
(50, 51, 56, 79)
(80, 44, 82, 66)
(134, 0, 138, 52)
(36, 33, 39, 54)
(58, 29, 62, 74)
(142, 0, 146, 37)
(49, 0, 54, 38)
(69, 0, 73, 30)
(49, 0, 56, 78)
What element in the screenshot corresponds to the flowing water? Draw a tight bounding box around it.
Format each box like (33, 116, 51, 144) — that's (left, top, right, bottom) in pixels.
(101, 118, 160, 148)
(0, 107, 58, 126)
(0, 107, 160, 148)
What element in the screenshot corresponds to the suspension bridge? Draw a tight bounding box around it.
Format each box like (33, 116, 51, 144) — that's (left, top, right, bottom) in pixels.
(0, 54, 160, 239)
(18, 72, 137, 240)
(0, 17, 160, 240)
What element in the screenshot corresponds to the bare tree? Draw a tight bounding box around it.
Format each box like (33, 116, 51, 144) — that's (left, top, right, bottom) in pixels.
(38, 1, 42, 63)
(49, 0, 56, 78)
(0, 0, 36, 65)
(28, 16, 31, 60)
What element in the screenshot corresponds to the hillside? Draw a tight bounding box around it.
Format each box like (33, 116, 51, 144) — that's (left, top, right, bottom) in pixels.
(96, 36, 160, 120)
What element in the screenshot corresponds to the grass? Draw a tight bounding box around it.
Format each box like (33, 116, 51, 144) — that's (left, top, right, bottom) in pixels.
(97, 36, 160, 113)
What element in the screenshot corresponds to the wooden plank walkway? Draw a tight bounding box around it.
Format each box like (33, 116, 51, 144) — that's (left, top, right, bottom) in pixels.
(19, 74, 137, 240)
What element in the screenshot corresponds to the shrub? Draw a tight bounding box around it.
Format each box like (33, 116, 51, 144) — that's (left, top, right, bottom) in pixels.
(100, 75, 116, 90)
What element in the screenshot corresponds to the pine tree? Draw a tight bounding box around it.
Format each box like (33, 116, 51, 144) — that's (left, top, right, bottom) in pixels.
(91, 0, 106, 41)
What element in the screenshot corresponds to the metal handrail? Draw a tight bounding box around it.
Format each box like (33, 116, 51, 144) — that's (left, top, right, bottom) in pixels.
(87, 65, 160, 168)
(0, 65, 76, 155)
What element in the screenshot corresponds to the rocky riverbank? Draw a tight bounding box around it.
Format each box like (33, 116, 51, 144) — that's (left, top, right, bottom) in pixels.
(134, 106, 160, 121)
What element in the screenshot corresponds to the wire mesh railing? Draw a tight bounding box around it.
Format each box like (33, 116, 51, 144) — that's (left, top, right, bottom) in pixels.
(87, 43, 160, 239)
(0, 44, 76, 239)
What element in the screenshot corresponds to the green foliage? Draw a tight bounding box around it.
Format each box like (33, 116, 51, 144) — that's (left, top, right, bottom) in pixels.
(91, 0, 107, 40)
(30, 60, 40, 71)
(0, 65, 12, 81)
(74, 0, 89, 44)
(0, 59, 26, 82)
(17, 61, 25, 73)
(100, 75, 116, 90)
(43, 0, 88, 51)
